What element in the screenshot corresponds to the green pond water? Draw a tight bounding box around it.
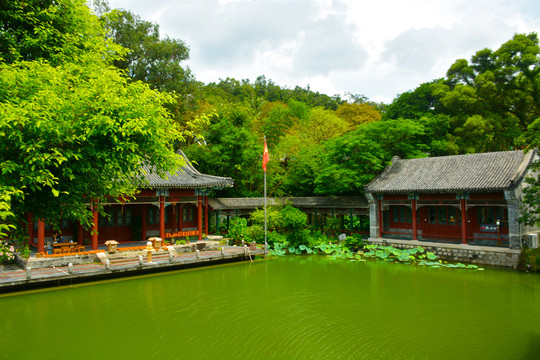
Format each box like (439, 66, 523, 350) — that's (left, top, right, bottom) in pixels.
(1, 256, 540, 360)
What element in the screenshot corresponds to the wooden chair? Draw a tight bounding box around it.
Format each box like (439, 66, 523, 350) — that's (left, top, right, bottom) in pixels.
(53, 248, 61, 255)
(62, 247, 70, 254)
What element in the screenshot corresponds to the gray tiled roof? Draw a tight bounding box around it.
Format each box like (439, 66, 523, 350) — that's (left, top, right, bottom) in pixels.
(141, 150, 234, 189)
(208, 196, 368, 210)
(365, 149, 536, 194)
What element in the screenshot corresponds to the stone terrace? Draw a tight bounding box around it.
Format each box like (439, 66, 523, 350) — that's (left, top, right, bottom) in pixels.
(0, 241, 264, 293)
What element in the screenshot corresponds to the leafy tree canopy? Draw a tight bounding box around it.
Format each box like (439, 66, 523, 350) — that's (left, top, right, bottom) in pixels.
(101, 8, 194, 94)
(0, 0, 123, 65)
(0, 0, 182, 236)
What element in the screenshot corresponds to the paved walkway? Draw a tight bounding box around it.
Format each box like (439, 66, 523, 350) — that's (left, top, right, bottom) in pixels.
(0, 244, 265, 292)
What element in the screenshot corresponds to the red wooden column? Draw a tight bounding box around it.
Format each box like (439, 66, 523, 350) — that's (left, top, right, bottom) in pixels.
(377, 198, 383, 238)
(92, 207, 99, 250)
(197, 194, 203, 241)
(159, 195, 165, 240)
(412, 199, 417, 240)
(204, 196, 209, 237)
(27, 213, 34, 247)
(37, 219, 45, 253)
(461, 199, 467, 244)
(141, 205, 147, 242)
(77, 223, 83, 246)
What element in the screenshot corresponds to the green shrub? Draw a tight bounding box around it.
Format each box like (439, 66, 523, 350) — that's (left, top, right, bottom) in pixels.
(246, 224, 264, 243)
(18, 244, 30, 259)
(342, 234, 365, 251)
(250, 205, 283, 231)
(227, 217, 248, 243)
(280, 206, 307, 231)
(267, 231, 288, 247)
(250, 204, 306, 233)
(287, 228, 311, 248)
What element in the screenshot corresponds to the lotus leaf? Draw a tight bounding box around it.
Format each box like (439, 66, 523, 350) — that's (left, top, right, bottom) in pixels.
(398, 253, 410, 262)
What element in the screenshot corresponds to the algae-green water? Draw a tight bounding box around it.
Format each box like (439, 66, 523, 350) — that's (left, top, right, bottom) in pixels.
(1, 256, 540, 359)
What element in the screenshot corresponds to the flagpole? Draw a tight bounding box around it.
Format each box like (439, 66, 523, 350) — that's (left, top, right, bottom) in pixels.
(264, 136, 268, 260)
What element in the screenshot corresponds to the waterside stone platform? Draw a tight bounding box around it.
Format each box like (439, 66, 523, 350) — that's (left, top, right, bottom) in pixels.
(0, 242, 264, 293)
(369, 238, 521, 268)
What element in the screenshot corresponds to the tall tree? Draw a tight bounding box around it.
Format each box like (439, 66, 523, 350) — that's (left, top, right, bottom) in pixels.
(0, 0, 182, 236)
(184, 104, 260, 197)
(101, 8, 194, 94)
(0, 0, 123, 65)
(434, 32, 540, 152)
(335, 102, 381, 130)
(383, 80, 443, 120)
(314, 119, 428, 195)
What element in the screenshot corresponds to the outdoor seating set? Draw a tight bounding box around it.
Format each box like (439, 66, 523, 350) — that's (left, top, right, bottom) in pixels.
(34, 242, 104, 258)
(52, 242, 85, 254)
(114, 240, 170, 253)
(34, 239, 173, 258)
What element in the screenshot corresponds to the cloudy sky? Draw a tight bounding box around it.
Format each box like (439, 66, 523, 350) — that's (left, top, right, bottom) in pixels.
(106, 0, 539, 103)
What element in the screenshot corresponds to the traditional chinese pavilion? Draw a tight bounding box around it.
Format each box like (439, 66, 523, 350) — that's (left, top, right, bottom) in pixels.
(31, 151, 233, 253)
(364, 150, 538, 249)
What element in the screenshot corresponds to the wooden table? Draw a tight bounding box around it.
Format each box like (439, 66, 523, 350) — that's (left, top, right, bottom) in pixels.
(52, 242, 77, 254)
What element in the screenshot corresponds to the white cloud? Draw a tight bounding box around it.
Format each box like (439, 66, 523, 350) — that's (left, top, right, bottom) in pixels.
(107, 0, 540, 102)
(292, 15, 368, 75)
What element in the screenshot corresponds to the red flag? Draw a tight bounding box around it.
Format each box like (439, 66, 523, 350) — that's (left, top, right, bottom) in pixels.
(263, 138, 269, 172)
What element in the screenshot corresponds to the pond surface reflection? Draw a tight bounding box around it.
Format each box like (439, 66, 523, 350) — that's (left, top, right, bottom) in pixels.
(1, 256, 539, 359)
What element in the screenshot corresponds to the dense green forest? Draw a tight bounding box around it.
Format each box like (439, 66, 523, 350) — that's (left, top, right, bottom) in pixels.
(94, 3, 540, 199)
(1, 0, 539, 240)
(98, 2, 540, 225)
(185, 32, 540, 198)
